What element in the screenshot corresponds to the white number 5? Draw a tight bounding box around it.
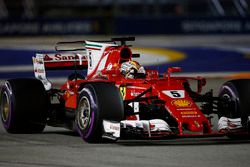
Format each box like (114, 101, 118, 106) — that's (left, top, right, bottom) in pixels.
(162, 90, 185, 98)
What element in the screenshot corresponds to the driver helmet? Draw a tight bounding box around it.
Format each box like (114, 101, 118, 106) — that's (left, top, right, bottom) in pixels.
(120, 60, 145, 79)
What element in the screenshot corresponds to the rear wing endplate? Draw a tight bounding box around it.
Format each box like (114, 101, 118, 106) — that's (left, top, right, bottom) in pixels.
(33, 53, 87, 90)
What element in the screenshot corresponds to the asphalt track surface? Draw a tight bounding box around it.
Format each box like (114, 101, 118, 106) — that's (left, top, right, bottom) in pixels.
(0, 78, 250, 167)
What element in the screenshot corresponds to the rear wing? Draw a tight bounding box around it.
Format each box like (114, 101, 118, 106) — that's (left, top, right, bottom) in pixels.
(33, 37, 135, 90)
(47, 37, 135, 71)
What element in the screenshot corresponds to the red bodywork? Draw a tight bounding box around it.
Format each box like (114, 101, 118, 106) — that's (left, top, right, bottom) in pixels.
(43, 42, 218, 138)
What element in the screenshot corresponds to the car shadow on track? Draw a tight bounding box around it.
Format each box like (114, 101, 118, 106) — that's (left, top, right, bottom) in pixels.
(116, 137, 250, 146)
(42, 128, 250, 146)
(43, 130, 79, 137)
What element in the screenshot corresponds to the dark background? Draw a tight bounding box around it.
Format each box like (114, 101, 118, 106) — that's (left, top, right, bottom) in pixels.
(1, 0, 250, 35)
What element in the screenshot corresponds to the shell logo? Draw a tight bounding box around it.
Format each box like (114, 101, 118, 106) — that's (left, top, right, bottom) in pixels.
(172, 100, 192, 107)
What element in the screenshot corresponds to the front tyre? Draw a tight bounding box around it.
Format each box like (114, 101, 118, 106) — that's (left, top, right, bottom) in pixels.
(76, 83, 124, 143)
(218, 79, 250, 137)
(219, 79, 250, 126)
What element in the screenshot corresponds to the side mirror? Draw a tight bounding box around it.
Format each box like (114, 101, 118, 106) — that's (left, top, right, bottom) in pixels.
(197, 77, 206, 93)
(167, 67, 182, 86)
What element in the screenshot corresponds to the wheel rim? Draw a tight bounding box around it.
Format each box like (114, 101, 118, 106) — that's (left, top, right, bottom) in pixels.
(77, 97, 91, 130)
(1, 92, 10, 123)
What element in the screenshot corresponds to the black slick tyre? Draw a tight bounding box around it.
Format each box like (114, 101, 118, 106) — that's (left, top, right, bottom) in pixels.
(76, 83, 124, 143)
(218, 79, 250, 137)
(0, 78, 48, 133)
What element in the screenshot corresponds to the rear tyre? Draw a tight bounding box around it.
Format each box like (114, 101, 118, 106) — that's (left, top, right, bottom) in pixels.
(0, 78, 48, 133)
(218, 79, 250, 137)
(76, 83, 124, 143)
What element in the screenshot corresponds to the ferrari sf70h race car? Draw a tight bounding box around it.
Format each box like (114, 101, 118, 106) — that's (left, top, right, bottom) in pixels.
(0, 37, 250, 143)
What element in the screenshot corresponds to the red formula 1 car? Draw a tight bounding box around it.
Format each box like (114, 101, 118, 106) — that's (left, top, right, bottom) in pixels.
(0, 37, 250, 143)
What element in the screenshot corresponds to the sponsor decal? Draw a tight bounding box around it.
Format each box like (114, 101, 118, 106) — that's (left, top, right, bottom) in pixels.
(33, 58, 43, 64)
(182, 115, 201, 118)
(130, 90, 142, 97)
(34, 68, 45, 73)
(181, 115, 201, 118)
(128, 102, 139, 113)
(44, 54, 87, 62)
(110, 124, 120, 131)
(194, 121, 201, 128)
(119, 86, 126, 99)
(180, 111, 197, 115)
(44, 54, 53, 61)
(106, 63, 113, 70)
(177, 108, 196, 111)
(88, 51, 93, 68)
(103, 120, 120, 138)
(172, 99, 192, 107)
(180, 111, 200, 118)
